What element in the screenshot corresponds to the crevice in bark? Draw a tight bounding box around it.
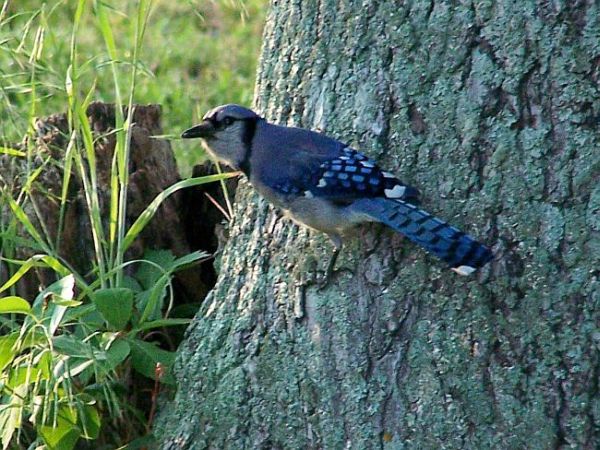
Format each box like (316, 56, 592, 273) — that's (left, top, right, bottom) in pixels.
(511, 61, 541, 131)
(553, 362, 569, 449)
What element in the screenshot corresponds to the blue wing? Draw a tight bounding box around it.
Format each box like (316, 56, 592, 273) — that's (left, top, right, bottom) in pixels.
(309, 147, 419, 204)
(271, 147, 419, 204)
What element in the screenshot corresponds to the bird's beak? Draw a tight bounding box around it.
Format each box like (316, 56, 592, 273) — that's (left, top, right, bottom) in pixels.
(181, 120, 215, 139)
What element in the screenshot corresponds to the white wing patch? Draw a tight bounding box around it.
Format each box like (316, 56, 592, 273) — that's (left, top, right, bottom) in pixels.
(384, 184, 406, 198)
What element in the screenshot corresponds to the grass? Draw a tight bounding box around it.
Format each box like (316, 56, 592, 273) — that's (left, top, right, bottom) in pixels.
(0, 0, 266, 448)
(0, 0, 266, 175)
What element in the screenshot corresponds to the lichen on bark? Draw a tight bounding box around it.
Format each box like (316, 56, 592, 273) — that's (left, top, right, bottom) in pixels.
(157, 1, 600, 448)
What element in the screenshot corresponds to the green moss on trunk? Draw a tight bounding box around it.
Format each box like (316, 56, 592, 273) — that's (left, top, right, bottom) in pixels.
(156, 1, 600, 448)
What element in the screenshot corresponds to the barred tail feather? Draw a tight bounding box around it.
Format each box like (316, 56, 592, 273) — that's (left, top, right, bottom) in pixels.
(353, 198, 493, 274)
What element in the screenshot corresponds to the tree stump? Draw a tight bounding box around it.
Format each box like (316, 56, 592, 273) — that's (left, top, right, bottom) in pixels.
(0, 102, 216, 301)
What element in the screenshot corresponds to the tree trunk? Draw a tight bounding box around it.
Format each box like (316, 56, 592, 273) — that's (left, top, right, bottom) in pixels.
(157, 1, 599, 448)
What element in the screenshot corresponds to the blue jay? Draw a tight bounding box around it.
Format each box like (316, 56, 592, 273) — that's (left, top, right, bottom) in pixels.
(182, 104, 493, 277)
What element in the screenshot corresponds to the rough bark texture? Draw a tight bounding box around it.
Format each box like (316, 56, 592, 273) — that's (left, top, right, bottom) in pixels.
(0, 102, 210, 300)
(157, 1, 599, 449)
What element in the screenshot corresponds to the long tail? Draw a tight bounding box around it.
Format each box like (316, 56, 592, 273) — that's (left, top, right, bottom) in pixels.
(353, 198, 493, 275)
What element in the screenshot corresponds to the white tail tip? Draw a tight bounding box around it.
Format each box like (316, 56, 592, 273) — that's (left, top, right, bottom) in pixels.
(451, 265, 476, 276)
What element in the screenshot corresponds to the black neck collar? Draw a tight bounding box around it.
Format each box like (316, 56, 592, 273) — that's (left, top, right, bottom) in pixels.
(237, 118, 260, 176)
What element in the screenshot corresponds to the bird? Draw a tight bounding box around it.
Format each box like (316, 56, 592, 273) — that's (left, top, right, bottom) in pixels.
(181, 104, 493, 278)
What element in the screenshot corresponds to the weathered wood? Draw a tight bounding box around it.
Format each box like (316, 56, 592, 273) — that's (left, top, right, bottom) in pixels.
(157, 1, 600, 449)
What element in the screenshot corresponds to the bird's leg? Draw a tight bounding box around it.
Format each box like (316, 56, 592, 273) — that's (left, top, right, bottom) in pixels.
(319, 234, 342, 288)
(324, 246, 340, 282)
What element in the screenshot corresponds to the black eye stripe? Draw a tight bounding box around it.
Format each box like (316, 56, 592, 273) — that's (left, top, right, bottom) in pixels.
(215, 117, 258, 128)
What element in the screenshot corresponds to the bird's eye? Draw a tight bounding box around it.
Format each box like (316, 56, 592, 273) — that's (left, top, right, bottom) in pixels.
(223, 117, 234, 126)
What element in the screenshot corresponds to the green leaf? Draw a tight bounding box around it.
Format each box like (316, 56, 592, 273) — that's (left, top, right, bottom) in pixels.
(0, 332, 46, 373)
(54, 359, 95, 384)
(53, 335, 93, 358)
(0, 296, 31, 314)
(73, 100, 108, 283)
(48, 275, 76, 335)
(0, 406, 16, 450)
(0, 334, 19, 372)
(92, 288, 134, 330)
(105, 339, 130, 370)
(31, 273, 75, 308)
(6, 366, 42, 389)
(122, 275, 142, 293)
(80, 404, 101, 440)
(38, 350, 53, 379)
(135, 250, 174, 290)
(133, 250, 210, 327)
(68, 306, 104, 330)
(38, 406, 80, 450)
(128, 338, 175, 385)
(94, 0, 118, 62)
(0, 384, 26, 449)
(138, 275, 168, 324)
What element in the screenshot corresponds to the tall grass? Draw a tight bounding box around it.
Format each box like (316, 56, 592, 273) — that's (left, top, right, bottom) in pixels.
(0, 0, 263, 448)
(0, 0, 266, 175)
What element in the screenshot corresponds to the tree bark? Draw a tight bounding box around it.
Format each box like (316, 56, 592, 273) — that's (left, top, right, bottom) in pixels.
(157, 1, 599, 448)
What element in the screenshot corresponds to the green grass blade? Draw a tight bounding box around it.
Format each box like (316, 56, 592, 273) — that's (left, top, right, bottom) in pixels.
(95, 0, 124, 285)
(132, 318, 191, 333)
(6, 195, 48, 253)
(56, 131, 77, 252)
(114, 0, 152, 286)
(215, 161, 235, 219)
(19, 161, 46, 201)
(0, 147, 25, 157)
(109, 146, 119, 267)
(0, 255, 71, 295)
(74, 101, 108, 286)
(122, 172, 239, 252)
(73, 0, 87, 25)
(94, 0, 123, 128)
